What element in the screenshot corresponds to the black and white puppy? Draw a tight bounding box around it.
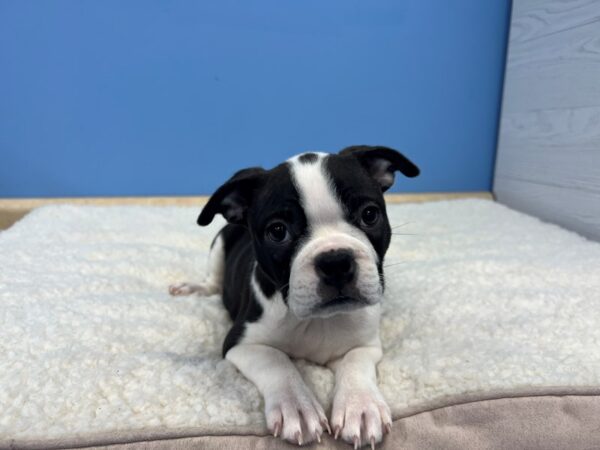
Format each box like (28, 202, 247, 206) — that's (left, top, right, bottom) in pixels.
(169, 146, 419, 448)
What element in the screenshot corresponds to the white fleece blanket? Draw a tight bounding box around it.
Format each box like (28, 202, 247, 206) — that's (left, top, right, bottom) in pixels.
(1, 199, 600, 441)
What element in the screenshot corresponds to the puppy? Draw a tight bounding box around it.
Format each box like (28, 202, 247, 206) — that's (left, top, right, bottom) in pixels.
(170, 145, 419, 448)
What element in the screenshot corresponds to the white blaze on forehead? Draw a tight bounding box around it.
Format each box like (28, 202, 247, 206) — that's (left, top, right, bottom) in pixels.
(288, 153, 345, 227)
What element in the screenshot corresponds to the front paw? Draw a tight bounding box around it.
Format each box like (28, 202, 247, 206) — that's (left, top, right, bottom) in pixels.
(265, 382, 330, 446)
(330, 383, 392, 449)
(168, 282, 199, 296)
(169, 282, 218, 296)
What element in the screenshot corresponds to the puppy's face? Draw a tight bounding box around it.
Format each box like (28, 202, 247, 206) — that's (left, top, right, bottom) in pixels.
(198, 146, 419, 319)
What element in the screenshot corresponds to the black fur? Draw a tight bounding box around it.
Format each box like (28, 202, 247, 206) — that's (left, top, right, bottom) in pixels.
(298, 152, 318, 164)
(248, 163, 308, 304)
(197, 167, 266, 226)
(199, 147, 420, 356)
(219, 224, 264, 356)
(326, 153, 392, 265)
(217, 163, 309, 355)
(339, 145, 419, 191)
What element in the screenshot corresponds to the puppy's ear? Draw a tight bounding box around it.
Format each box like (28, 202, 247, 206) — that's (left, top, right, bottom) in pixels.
(340, 145, 420, 192)
(197, 167, 266, 226)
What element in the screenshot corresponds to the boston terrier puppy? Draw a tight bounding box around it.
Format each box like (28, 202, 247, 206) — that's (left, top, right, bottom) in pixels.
(169, 146, 419, 448)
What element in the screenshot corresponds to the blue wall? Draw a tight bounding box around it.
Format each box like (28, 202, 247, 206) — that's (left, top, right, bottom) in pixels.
(0, 1, 511, 197)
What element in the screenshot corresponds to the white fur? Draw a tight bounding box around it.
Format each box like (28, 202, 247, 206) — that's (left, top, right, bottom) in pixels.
(226, 265, 383, 445)
(274, 154, 389, 446)
(288, 224, 382, 319)
(329, 346, 392, 444)
(2, 200, 600, 446)
(226, 343, 327, 444)
(244, 265, 381, 365)
(287, 154, 383, 319)
(239, 268, 386, 445)
(170, 151, 391, 447)
(287, 152, 344, 227)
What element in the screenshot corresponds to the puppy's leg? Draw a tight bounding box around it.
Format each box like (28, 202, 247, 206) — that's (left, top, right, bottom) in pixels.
(227, 344, 328, 445)
(328, 345, 391, 449)
(169, 234, 225, 296)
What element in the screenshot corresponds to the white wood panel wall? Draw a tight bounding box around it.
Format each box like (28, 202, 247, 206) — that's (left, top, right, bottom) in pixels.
(494, 0, 600, 241)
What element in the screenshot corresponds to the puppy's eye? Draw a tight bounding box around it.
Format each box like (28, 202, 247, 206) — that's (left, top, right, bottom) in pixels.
(360, 206, 380, 227)
(266, 222, 290, 243)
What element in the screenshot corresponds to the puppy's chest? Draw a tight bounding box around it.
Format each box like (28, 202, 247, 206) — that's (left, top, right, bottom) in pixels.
(242, 300, 381, 365)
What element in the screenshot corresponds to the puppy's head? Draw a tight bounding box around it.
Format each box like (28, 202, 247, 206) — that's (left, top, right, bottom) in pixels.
(198, 146, 419, 319)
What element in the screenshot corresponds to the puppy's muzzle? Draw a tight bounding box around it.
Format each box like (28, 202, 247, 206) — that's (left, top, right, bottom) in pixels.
(314, 249, 356, 290)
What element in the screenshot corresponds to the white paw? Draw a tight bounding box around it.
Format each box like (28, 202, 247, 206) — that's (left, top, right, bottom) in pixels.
(265, 382, 330, 446)
(330, 383, 391, 449)
(168, 282, 203, 296)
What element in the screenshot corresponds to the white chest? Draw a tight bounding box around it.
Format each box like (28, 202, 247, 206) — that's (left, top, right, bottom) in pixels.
(241, 296, 382, 365)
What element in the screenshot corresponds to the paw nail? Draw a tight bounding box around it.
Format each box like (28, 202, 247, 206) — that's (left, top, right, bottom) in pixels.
(296, 431, 303, 446)
(353, 435, 360, 450)
(334, 426, 341, 440)
(322, 419, 332, 435)
(317, 433, 321, 444)
(273, 422, 281, 438)
(385, 423, 392, 434)
(370, 436, 376, 450)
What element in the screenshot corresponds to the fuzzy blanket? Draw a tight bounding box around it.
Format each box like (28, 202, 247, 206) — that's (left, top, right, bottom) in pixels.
(1, 199, 599, 442)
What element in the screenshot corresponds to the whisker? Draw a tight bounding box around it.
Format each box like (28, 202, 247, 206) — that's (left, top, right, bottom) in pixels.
(383, 261, 407, 269)
(391, 232, 418, 236)
(391, 222, 413, 229)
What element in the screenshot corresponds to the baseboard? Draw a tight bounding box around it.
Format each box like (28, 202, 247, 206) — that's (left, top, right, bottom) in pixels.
(0, 192, 493, 230)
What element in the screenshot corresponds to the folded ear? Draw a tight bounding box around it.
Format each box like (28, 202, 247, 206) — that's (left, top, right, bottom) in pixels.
(197, 167, 266, 226)
(339, 145, 420, 192)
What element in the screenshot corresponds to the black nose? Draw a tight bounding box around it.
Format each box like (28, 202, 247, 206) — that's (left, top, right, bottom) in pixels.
(314, 249, 356, 289)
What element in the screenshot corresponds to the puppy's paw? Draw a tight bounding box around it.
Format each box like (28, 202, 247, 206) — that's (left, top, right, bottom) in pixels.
(330, 383, 391, 449)
(265, 382, 329, 446)
(168, 282, 214, 296)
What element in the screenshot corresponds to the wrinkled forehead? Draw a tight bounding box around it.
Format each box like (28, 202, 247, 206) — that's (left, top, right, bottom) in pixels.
(289, 152, 385, 218)
(251, 152, 343, 227)
(252, 152, 383, 227)
(286, 152, 345, 226)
